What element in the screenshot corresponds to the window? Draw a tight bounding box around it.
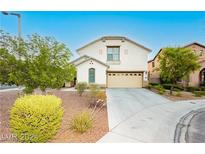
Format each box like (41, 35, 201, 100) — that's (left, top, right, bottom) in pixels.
(107, 46, 120, 61)
(199, 50, 203, 56)
(152, 61, 155, 68)
(89, 68, 95, 83)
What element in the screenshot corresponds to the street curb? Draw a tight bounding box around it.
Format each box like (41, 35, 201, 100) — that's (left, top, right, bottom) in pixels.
(0, 88, 23, 92)
(174, 107, 205, 143)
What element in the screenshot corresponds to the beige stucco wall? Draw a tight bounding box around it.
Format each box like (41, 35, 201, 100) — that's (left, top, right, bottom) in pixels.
(189, 60, 205, 87)
(78, 38, 150, 84)
(78, 39, 149, 72)
(72, 56, 89, 66)
(148, 54, 161, 83)
(76, 59, 107, 85)
(148, 44, 205, 87)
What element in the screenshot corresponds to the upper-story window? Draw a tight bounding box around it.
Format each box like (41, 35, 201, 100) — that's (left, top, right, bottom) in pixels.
(199, 50, 203, 56)
(152, 61, 155, 68)
(107, 46, 120, 61)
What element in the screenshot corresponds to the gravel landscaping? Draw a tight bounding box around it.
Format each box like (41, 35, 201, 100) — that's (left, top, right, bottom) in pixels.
(0, 90, 108, 143)
(150, 89, 205, 101)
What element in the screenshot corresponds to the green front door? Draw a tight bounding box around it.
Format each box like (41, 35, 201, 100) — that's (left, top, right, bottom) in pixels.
(89, 68, 95, 83)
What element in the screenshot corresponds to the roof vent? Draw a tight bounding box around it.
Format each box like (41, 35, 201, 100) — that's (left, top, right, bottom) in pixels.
(102, 38, 106, 42)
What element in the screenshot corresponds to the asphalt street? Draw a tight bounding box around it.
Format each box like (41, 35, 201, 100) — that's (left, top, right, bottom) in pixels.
(186, 109, 205, 143)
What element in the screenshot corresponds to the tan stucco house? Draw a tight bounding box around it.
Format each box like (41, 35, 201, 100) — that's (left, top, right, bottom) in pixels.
(148, 42, 205, 87)
(72, 36, 151, 88)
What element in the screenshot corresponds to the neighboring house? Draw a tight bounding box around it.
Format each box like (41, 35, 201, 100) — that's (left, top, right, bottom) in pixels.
(148, 42, 205, 87)
(71, 36, 151, 88)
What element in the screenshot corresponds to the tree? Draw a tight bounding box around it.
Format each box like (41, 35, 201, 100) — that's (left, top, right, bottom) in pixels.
(158, 47, 200, 94)
(0, 30, 76, 93)
(0, 48, 17, 85)
(0, 30, 26, 86)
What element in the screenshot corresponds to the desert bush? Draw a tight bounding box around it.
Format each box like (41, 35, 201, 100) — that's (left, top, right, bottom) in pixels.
(89, 84, 100, 98)
(96, 91, 106, 102)
(89, 84, 102, 107)
(89, 91, 106, 108)
(158, 90, 165, 95)
(150, 83, 160, 86)
(70, 111, 93, 133)
(162, 84, 183, 91)
(162, 83, 172, 90)
(147, 84, 153, 89)
(175, 92, 182, 97)
(153, 84, 163, 91)
(153, 85, 165, 94)
(193, 91, 203, 97)
(9, 95, 64, 143)
(186, 86, 200, 92)
(173, 88, 181, 92)
(200, 86, 205, 91)
(193, 91, 205, 97)
(200, 91, 205, 95)
(23, 86, 34, 94)
(76, 82, 87, 96)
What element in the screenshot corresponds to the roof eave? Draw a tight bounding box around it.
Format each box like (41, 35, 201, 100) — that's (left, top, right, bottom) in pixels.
(183, 42, 205, 49)
(75, 57, 109, 68)
(69, 55, 89, 64)
(77, 36, 151, 52)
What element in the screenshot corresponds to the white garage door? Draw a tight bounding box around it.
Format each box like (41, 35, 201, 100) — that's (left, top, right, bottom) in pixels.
(107, 72, 143, 88)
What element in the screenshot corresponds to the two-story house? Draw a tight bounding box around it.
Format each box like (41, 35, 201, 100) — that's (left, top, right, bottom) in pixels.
(72, 36, 151, 88)
(148, 42, 205, 87)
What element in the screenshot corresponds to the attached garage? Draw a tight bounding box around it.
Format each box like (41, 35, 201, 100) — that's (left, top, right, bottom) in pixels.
(107, 72, 143, 88)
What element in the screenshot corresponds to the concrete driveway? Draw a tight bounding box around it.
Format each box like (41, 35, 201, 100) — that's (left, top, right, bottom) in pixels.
(98, 88, 205, 143)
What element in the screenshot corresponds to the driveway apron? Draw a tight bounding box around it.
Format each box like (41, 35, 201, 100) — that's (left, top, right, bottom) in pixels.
(99, 88, 205, 143)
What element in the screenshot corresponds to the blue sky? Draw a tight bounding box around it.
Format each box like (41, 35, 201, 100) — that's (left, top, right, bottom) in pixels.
(1, 11, 205, 60)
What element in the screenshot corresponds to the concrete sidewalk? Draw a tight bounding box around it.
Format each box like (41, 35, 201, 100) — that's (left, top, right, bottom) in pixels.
(98, 89, 205, 143)
(0, 87, 23, 92)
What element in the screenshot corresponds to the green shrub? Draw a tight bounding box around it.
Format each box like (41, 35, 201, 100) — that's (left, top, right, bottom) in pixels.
(153, 85, 165, 93)
(193, 91, 202, 97)
(199, 86, 205, 91)
(152, 85, 165, 95)
(70, 111, 93, 133)
(201, 91, 205, 95)
(147, 84, 153, 89)
(162, 83, 172, 90)
(173, 88, 181, 92)
(23, 86, 35, 94)
(150, 83, 159, 86)
(175, 92, 182, 97)
(162, 84, 183, 91)
(76, 82, 87, 96)
(9, 95, 64, 143)
(175, 85, 184, 91)
(158, 90, 165, 95)
(193, 91, 205, 97)
(186, 86, 200, 92)
(154, 84, 163, 90)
